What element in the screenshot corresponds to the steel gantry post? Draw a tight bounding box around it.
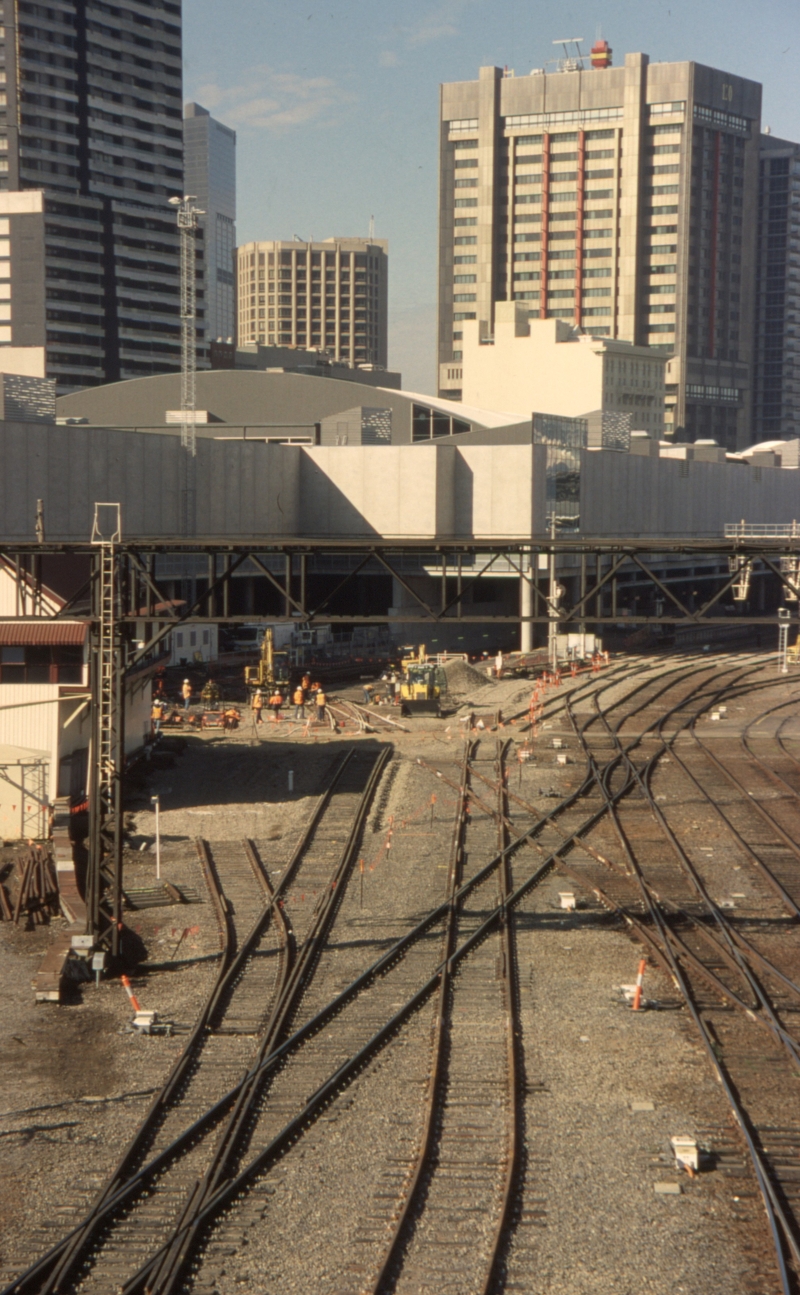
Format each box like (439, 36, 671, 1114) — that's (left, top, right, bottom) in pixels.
(87, 504, 125, 956)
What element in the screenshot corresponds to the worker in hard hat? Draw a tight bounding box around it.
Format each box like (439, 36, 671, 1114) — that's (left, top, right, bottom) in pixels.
(292, 683, 305, 721)
(181, 678, 193, 711)
(151, 695, 166, 735)
(252, 689, 264, 725)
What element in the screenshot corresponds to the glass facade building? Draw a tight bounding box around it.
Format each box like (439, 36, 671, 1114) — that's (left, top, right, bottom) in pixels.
(184, 102, 235, 345)
(752, 134, 800, 441)
(0, 0, 189, 390)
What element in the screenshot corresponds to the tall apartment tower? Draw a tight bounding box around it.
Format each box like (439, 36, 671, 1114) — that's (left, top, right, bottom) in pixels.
(0, 0, 187, 391)
(438, 53, 761, 449)
(236, 237, 388, 367)
(752, 133, 800, 441)
(184, 102, 236, 345)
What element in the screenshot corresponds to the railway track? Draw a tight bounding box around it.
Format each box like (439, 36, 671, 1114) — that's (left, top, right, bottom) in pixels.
(557, 661, 800, 1293)
(2, 746, 390, 1295)
(9, 655, 800, 1293)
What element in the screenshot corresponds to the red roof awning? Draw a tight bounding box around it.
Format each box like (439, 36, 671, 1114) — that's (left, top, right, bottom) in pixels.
(136, 600, 186, 616)
(0, 621, 87, 645)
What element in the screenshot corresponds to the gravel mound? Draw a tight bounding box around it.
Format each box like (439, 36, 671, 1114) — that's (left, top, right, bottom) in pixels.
(442, 659, 496, 694)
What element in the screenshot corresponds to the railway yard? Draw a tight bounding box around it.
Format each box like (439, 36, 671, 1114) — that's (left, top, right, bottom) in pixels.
(2, 651, 800, 1294)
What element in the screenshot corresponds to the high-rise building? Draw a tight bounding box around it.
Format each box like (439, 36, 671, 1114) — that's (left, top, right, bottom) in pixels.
(0, 0, 189, 391)
(236, 238, 388, 367)
(752, 132, 800, 442)
(184, 102, 236, 346)
(437, 52, 762, 449)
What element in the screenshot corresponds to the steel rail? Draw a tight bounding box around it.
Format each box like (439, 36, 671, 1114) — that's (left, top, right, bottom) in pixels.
(691, 718, 800, 874)
(102, 666, 742, 1293)
(480, 739, 522, 1295)
(368, 741, 472, 1295)
(5, 660, 759, 1295)
(574, 673, 796, 1288)
(34, 834, 241, 1295)
(742, 698, 800, 798)
(45, 756, 356, 1295)
(126, 744, 393, 1295)
(776, 714, 800, 771)
(2, 751, 358, 1295)
(592, 664, 800, 1043)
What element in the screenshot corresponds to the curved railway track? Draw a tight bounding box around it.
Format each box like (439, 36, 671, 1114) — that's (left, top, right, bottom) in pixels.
(7, 655, 800, 1294)
(2, 746, 390, 1295)
(559, 661, 800, 1293)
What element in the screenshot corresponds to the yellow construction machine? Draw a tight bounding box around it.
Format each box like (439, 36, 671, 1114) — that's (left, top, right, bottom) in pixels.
(244, 627, 290, 694)
(399, 645, 445, 716)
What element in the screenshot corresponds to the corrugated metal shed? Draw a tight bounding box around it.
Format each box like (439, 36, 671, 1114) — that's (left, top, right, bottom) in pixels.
(0, 621, 86, 644)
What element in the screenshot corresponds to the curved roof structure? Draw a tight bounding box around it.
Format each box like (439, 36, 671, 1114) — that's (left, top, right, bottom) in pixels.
(56, 370, 523, 441)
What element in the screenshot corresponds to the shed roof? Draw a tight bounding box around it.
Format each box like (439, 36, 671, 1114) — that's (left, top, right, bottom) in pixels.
(0, 621, 86, 645)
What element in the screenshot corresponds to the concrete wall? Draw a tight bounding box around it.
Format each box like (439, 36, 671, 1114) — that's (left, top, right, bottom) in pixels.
(0, 424, 547, 541)
(301, 445, 446, 537)
(456, 444, 546, 538)
(0, 422, 302, 540)
(581, 450, 800, 536)
(0, 419, 796, 544)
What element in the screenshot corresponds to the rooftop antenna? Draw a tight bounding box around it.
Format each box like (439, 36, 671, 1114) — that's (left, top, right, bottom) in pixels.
(168, 195, 204, 457)
(368, 214, 375, 240)
(549, 38, 588, 73)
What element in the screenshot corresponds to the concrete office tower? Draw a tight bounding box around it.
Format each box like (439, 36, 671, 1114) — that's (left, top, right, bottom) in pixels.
(236, 238, 388, 367)
(0, 0, 187, 391)
(438, 54, 761, 450)
(184, 103, 236, 345)
(752, 133, 800, 441)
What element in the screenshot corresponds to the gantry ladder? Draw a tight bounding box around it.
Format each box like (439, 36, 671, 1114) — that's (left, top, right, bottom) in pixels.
(88, 504, 124, 954)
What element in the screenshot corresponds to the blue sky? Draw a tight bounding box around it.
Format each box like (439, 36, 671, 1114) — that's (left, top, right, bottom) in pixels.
(184, 0, 800, 392)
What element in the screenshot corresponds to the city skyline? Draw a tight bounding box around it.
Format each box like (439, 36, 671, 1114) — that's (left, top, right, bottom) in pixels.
(184, 0, 800, 393)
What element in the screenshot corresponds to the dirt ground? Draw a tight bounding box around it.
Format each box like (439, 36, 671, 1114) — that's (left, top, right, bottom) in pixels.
(0, 658, 788, 1291)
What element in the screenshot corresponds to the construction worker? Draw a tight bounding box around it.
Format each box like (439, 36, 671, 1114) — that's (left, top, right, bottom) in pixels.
(495, 650, 504, 678)
(315, 687, 327, 724)
(269, 689, 284, 721)
(301, 673, 311, 693)
(252, 689, 264, 725)
(292, 683, 305, 721)
(362, 682, 374, 706)
(151, 696, 165, 736)
(182, 678, 193, 710)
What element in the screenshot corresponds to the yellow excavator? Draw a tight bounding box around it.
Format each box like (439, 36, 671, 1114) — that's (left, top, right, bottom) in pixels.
(244, 627, 290, 694)
(399, 645, 445, 716)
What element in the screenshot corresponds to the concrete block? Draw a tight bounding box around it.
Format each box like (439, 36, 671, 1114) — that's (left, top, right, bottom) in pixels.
(654, 1182, 681, 1195)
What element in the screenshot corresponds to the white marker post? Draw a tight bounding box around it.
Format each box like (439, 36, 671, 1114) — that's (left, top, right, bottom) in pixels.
(151, 794, 161, 881)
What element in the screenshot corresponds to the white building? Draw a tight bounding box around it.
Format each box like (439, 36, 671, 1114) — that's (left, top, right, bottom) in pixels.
(0, 562, 153, 841)
(168, 620, 218, 667)
(460, 304, 667, 431)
